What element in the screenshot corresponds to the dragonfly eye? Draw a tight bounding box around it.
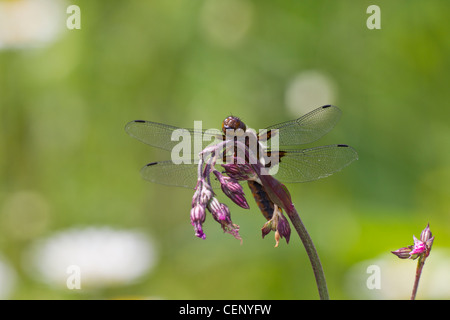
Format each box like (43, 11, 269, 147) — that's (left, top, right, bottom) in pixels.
(222, 116, 247, 134)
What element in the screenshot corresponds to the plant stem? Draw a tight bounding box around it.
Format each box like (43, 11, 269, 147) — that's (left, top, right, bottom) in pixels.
(246, 159, 329, 299)
(287, 207, 329, 300)
(411, 256, 425, 300)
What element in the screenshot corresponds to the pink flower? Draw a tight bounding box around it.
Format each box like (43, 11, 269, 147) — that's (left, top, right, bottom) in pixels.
(409, 236, 426, 256)
(392, 223, 434, 260)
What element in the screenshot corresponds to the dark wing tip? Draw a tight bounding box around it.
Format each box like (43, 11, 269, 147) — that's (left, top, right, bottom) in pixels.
(321, 104, 339, 109)
(125, 120, 147, 135)
(125, 119, 145, 128)
(337, 144, 359, 161)
(146, 162, 158, 167)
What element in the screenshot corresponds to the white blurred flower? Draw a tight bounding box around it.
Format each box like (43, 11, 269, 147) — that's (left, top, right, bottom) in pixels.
(24, 227, 157, 289)
(200, 0, 253, 48)
(285, 70, 337, 117)
(345, 249, 450, 299)
(0, 0, 65, 49)
(0, 256, 16, 299)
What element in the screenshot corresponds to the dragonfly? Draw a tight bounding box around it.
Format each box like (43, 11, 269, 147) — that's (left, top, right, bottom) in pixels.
(126, 105, 358, 220)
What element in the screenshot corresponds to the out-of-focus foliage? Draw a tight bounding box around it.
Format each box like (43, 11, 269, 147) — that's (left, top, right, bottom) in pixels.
(0, 0, 449, 299)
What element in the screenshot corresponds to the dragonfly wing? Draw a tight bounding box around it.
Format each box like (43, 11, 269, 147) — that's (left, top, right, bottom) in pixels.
(125, 120, 222, 153)
(265, 105, 342, 147)
(140, 161, 223, 189)
(140, 161, 200, 188)
(268, 144, 358, 183)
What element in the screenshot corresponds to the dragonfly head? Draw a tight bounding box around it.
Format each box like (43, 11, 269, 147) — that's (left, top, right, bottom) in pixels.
(222, 116, 247, 135)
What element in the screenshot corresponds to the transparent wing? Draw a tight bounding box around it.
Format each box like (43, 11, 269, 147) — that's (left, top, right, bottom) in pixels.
(139, 161, 223, 189)
(265, 105, 342, 147)
(268, 144, 358, 183)
(125, 120, 223, 154)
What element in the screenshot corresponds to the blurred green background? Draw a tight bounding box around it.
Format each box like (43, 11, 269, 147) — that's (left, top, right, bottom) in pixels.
(1, 0, 449, 300)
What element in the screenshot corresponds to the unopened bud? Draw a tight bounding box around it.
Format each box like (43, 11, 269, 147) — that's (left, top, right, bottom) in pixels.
(214, 171, 249, 209)
(391, 246, 413, 259)
(190, 203, 206, 240)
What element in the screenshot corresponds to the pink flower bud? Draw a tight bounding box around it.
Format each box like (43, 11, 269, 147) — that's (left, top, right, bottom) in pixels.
(200, 184, 213, 206)
(190, 204, 206, 240)
(391, 246, 413, 259)
(420, 223, 432, 242)
(213, 171, 249, 209)
(221, 163, 256, 181)
(261, 206, 290, 247)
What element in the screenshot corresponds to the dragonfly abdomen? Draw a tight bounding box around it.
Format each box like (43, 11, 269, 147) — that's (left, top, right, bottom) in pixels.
(247, 180, 274, 220)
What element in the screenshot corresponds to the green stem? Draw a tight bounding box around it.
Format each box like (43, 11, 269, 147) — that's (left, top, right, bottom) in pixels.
(250, 164, 329, 299)
(287, 207, 329, 300)
(411, 256, 425, 300)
